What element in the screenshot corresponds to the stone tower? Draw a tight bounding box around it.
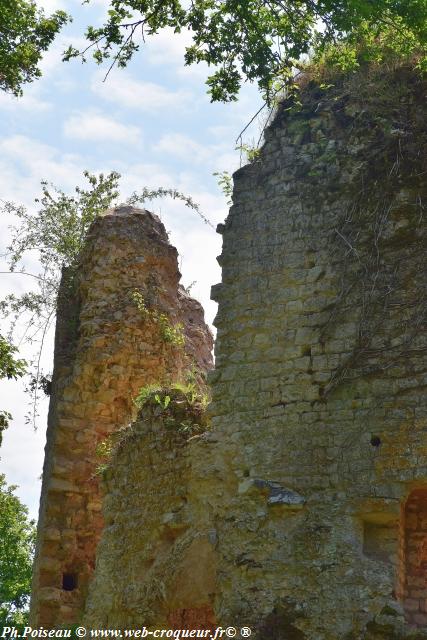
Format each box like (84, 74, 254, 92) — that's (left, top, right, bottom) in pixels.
(208, 64, 427, 638)
(30, 207, 213, 626)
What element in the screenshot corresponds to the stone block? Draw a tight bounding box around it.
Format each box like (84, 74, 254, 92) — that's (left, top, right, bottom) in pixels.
(43, 527, 61, 541)
(413, 612, 427, 626)
(49, 477, 80, 493)
(39, 557, 61, 572)
(38, 587, 62, 603)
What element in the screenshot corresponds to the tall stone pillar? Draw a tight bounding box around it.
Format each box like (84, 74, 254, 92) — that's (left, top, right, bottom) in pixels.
(31, 206, 212, 626)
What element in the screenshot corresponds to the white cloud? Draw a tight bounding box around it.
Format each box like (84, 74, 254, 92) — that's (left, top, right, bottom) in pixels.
(91, 71, 192, 112)
(0, 135, 86, 205)
(0, 377, 47, 521)
(120, 163, 177, 195)
(0, 91, 52, 113)
(37, 0, 110, 14)
(144, 27, 193, 66)
(36, 0, 67, 12)
(75, 0, 110, 6)
(177, 61, 212, 82)
(154, 133, 209, 163)
(23, 35, 88, 85)
(64, 111, 142, 144)
(152, 132, 241, 175)
(174, 224, 221, 326)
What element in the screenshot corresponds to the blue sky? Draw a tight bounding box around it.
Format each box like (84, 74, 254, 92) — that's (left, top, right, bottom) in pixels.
(0, 0, 264, 519)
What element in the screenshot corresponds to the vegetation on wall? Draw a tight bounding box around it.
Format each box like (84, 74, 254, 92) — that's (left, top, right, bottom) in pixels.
(130, 290, 185, 348)
(135, 380, 210, 436)
(95, 379, 210, 475)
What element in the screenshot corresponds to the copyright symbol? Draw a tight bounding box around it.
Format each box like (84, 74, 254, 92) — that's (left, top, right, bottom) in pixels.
(226, 628, 236, 638)
(76, 627, 87, 637)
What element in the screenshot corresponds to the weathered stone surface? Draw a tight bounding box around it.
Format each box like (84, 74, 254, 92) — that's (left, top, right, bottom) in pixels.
(32, 63, 427, 639)
(206, 65, 427, 638)
(31, 207, 213, 627)
(83, 394, 217, 630)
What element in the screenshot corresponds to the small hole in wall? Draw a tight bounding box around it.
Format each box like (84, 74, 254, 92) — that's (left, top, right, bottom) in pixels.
(370, 436, 381, 447)
(243, 469, 250, 477)
(62, 573, 77, 591)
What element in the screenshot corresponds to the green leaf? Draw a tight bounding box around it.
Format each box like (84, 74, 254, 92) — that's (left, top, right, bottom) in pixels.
(0, 474, 35, 626)
(60, 0, 427, 103)
(0, 0, 70, 96)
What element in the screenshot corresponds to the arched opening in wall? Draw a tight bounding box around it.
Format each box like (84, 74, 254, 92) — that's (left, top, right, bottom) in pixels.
(401, 489, 427, 627)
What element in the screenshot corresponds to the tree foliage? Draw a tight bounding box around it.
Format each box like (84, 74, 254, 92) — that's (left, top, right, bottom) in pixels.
(0, 474, 36, 626)
(64, 0, 427, 102)
(0, 336, 26, 443)
(0, 336, 26, 382)
(5, 171, 121, 277)
(0, 0, 69, 96)
(1, 171, 121, 426)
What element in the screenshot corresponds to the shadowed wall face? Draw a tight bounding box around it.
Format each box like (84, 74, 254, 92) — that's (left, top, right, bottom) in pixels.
(82, 396, 218, 630)
(31, 207, 213, 627)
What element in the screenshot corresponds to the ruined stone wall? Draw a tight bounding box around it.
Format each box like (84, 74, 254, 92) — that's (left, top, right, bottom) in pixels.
(207, 65, 427, 639)
(83, 391, 218, 629)
(38, 64, 427, 639)
(31, 207, 213, 627)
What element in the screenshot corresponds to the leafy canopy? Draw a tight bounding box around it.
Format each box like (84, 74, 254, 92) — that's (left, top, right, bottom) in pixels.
(0, 337, 26, 442)
(64, 0, 427, 102)
(0, 474, 36, 626)
(0, 0, 69, 96)
(0, 336, 26, 383)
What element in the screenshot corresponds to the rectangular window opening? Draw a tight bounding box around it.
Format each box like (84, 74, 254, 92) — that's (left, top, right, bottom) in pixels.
(62, 572, 78, 591)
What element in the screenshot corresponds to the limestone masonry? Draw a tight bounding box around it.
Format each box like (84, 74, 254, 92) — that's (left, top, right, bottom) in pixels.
(31, 207, 213, 626)
(32, 64, 427, 639)
(207, 65, 427, 639)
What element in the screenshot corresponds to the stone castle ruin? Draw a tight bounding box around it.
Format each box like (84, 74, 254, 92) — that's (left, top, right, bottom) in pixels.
(31, 64, 427, 639)
(31, 208, 213, 626)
